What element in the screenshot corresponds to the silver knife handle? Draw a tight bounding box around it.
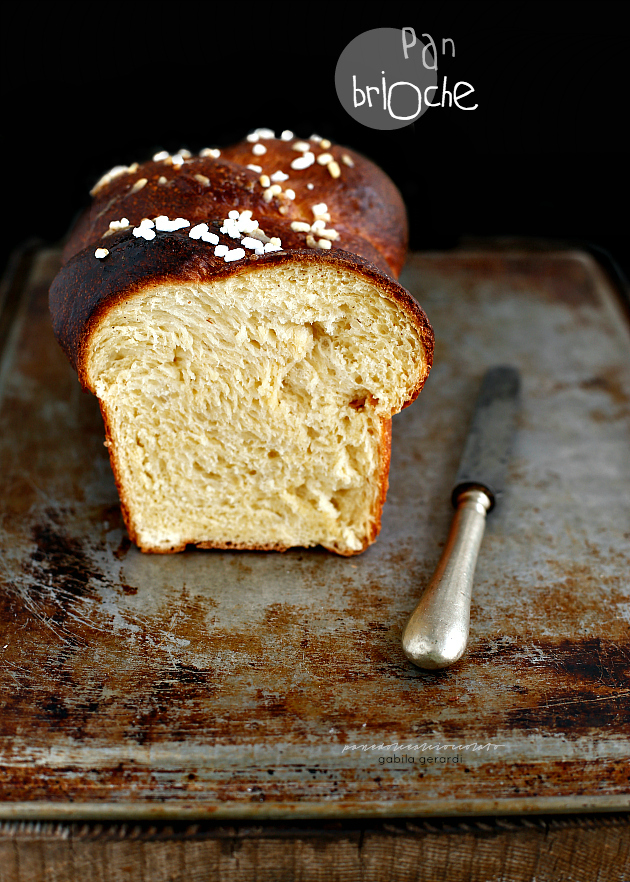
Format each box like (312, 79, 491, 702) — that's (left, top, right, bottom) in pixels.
(402, 488, 492, 670)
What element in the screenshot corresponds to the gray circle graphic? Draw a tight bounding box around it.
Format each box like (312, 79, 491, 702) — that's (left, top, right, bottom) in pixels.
(335, 28, 439, 130)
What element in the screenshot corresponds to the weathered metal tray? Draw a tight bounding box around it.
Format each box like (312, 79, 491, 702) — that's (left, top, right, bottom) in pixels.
(1, 246, 629, 822)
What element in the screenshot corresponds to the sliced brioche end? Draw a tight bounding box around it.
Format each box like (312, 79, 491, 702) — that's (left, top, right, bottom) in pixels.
(84, 259, 431, 555)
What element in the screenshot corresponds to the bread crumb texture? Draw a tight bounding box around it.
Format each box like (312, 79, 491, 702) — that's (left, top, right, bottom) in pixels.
(86, 263, 427, 555)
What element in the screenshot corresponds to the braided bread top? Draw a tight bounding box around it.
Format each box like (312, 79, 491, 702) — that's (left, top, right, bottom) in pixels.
(61, 129, 408, 277)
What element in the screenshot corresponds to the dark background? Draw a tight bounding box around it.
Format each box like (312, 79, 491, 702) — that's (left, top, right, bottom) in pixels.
(1, 1, 628, 283)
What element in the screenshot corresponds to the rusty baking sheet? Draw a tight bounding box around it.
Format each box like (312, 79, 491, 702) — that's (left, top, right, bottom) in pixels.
(1, 246, 630, 822)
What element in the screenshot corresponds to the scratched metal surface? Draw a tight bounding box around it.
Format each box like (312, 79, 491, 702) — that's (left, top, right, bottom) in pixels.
(1, 246, 629, 822)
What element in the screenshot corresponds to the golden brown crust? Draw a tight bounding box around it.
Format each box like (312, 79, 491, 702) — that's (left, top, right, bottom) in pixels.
(61, 137, 407, 277)
(376, 415, 393, 533)
(99, 400, 139, 548)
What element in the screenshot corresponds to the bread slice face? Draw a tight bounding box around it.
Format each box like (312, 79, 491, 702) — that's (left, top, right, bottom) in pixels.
(84, 258, 430, 554)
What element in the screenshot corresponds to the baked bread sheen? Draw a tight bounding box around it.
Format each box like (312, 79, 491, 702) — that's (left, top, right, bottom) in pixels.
(49, 129, 434, 555)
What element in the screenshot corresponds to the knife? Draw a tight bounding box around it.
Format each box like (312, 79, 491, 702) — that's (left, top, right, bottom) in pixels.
(402, 366, 521, 670)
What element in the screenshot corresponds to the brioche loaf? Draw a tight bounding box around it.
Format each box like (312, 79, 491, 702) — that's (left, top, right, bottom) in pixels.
(49, 129, 433, 555)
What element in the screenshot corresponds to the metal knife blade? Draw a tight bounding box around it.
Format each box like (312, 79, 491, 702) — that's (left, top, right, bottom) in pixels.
(451, 366, 521, 509)
(402, 365, 521, 670)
